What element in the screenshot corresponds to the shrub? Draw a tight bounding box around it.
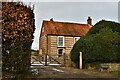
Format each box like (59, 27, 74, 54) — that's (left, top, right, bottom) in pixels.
(70, 20, 120, 68)
(2, 2, 35, 78)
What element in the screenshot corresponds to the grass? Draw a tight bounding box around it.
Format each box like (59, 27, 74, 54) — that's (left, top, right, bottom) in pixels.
(31, 52, 39, 56)
(111, 70, 120, 77)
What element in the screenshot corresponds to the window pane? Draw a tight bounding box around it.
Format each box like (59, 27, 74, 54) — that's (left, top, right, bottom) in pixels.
(58, 37, 63, 46)
(74, 37, 80, 43)
(58, 49, 63, 57)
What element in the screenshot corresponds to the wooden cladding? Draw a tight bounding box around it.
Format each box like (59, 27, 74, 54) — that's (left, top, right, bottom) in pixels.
(49, 35, 57, 56)
(40, 35, 47, 54)
(40, 35, 75, 56)
(65, 37, 74, 55)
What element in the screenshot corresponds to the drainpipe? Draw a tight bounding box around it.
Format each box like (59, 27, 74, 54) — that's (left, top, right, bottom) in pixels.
(45, 34, 48, 66)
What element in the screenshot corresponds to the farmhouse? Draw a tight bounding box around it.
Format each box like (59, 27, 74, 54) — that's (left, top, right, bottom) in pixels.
(39, 17, 92, 57)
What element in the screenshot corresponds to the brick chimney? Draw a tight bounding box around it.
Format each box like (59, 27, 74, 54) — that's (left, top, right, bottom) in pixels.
(87, 17, 92, 25)
(50, 18, 54, 22)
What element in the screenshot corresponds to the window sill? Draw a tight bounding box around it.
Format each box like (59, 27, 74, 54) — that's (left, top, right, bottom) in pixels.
(57, 46, 66, 48)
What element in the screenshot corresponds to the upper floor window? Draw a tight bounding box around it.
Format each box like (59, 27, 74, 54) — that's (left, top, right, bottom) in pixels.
(58, 36, 64, 47)
(74, 37, 80, 43)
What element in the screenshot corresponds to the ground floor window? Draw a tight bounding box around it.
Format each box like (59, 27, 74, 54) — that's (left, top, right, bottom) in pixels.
(58, 48, 63, 57)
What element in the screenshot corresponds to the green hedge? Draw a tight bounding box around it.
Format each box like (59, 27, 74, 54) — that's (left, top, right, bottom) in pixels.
(70, 20, 120, 68)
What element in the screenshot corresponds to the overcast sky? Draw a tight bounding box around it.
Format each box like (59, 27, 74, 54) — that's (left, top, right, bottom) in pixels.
(118, 1, 120, 22)
(9, 0, 119, 50)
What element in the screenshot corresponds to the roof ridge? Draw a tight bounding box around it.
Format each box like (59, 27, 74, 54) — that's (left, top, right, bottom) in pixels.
(43, 20, 88, 25)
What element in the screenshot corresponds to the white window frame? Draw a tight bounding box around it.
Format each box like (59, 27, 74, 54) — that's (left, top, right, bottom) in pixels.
(74, 37, 80, 43)
(58, 36, 64, 47)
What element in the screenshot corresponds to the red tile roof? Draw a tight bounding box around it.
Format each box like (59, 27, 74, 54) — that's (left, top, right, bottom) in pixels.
(41, 20, 92, 37)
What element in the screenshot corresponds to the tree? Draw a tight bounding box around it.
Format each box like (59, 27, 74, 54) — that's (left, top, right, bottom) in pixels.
(70, 20, 120, 68)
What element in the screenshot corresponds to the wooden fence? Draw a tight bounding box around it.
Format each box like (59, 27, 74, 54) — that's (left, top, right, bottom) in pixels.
(31, 53, 71, 67)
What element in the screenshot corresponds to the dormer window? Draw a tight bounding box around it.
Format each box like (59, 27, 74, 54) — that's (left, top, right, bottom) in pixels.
(58, 36, 64, 47)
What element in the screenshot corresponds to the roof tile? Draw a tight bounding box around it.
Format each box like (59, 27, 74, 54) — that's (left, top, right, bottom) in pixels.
(41, 20, 92, 37)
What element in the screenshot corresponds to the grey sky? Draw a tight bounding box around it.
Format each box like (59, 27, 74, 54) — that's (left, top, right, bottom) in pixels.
(30, 2, 119, 50)
(118, 1, 120, 22)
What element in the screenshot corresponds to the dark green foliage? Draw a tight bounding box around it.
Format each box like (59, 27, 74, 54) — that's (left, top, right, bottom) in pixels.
(70, 20, 120, 68)
(88, 20, 120, 35)
(2, 2, 35, 78)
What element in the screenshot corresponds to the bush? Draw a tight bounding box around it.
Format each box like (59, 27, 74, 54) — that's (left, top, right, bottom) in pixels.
(70, 20, 120, 68)
(2, 2, 35, 78)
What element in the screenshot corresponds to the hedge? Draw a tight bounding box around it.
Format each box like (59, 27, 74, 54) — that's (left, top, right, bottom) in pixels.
(70, 20, 120, 68)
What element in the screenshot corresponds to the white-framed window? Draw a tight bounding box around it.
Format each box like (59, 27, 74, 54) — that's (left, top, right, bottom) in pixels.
(58, 48, 63, 57)
(58, 36, 64, 47)
(74, 37, 80, 43)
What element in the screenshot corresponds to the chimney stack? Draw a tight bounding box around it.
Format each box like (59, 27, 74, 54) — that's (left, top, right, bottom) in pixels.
(50, 18, 54, 22)
(87, 17, 92, 25)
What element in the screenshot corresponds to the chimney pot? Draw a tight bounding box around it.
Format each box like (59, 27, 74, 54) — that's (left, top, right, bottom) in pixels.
(87, 17, 92, 25)
(50, 18, 53, 22)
